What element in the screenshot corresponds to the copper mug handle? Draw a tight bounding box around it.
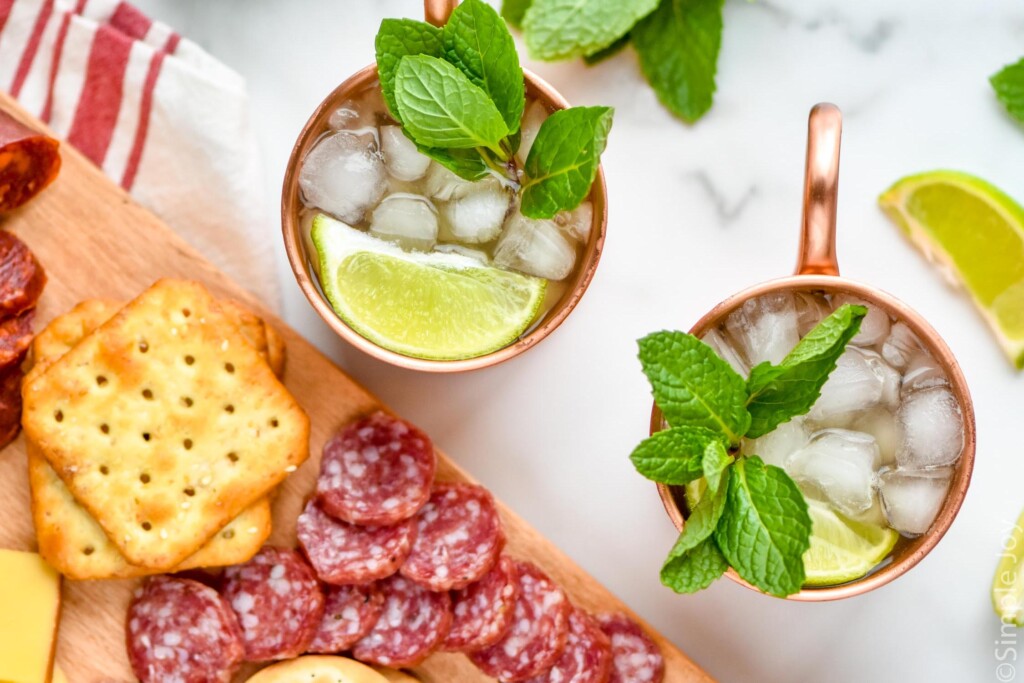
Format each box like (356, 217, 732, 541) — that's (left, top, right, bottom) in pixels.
(425, 0, 458, 26)
(795, 103, 842, 276)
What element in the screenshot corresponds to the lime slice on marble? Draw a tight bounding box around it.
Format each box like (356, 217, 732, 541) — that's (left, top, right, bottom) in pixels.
(802, 497, 898, 586)
(992, 507, 1024, 626)
(879, 171, 1024, 368)
(310, 214, 545, 360)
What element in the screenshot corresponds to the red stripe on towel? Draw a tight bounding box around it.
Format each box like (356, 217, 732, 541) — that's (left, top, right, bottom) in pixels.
(108, 1, 150, 41)
(66, 23, 132, 167)
(162, 30, 179, 55)
(9, 0, 54, 97)
(120, 48, 163, 190)
(0, 0, 15, 36)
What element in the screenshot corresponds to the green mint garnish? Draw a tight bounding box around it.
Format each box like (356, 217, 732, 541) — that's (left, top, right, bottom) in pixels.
(629, 425, 724, 485)
(501, 0, 533, 29)
(522, 0, 658, 60)
(414, 145, 491, 181)
(521, 106, 614, 219)
(632, 0, 724, 123)
(375, 19, 443, 124)
(584, 33, 631, 66)
(744, 303, 867, 438)
(714, 456, 811, 597)
(701, 440, 732, 494)
(638, 331, 751, 445)
(660, 476, 730, 593)
(991, 57, 1024, 125)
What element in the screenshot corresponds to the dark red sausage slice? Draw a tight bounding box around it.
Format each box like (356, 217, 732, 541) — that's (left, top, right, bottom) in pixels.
(401, 483, 505, 591)
(316, 412, 435, 526)
(595, 613, 665, 683)
(0, 231, 45, 317)
(351, 574, 452, 667)
(0, 111, 60, 212)
(443, 555, 519, 653)
(524, 609, 613, 683)
(126, 576, 244, 683)
(470, 561, 571, 682)
(307, 583, 386, 654)
(221, 546, 325, 662)
(0, 364, 23, 449)
(297, 499, 415, 585)
(0, 308, 34, 368)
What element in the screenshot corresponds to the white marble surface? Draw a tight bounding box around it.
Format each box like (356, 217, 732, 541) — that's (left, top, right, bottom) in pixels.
(130, 1, 1024, 680)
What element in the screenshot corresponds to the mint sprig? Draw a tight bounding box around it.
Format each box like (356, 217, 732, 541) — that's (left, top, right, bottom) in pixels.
(632, 303, 866, 597)
(521, 0, 659, 61)
(991, 57, 1024, 125)
(376, 19, 443, 124)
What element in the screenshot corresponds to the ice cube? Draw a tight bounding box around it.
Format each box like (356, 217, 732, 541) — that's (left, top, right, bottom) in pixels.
(741, 418, 808, 469)
(327, 107, 373, 130)
(493, 214, 575, 280)
(901, 351, 949, 395)
(896, 386, 964, 469)
(368, 193, 438, 252)
(380, 126, 431, 182)
(517, 101, 548, 163)
(834, 294, 891, 347)
(850, 496, 888, 527)
(882, 321, 922, 370)
(299, 130, 386, 224)
(724, 293, 800, 366)
(701, 328, 750, 377)
(808, 347, 895, 424)
(852, 406, 899, 467)
(441, 180, 512, 243)
(423, 162, 473, 201)
(554, 201, 594, 243)
(787, 429, 881, 516)
(434, 243, 489, 263)
(794, 292, 830, 337)
(878, 468, 952, 536)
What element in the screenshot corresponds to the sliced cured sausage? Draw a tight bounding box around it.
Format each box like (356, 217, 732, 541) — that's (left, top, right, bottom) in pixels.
(0, 231, 45, 317)
(126, 576, 244, 683)
(443, 555, 519, 653)
(0, 364, 22, 448)
(595, 612, 665, 683)
(524, 609, 612, 683)
(297, 499, 415, 585)
(351, 575, 452, 667)
(0, 111, 60, 212)
(401, 483, 504, 591)
(469, 561, 571, 682)
(307, 583, 386, 654)
(0, 308, 34, 368)
(317, 412, 435, 526)
(221, 546, 325, 662)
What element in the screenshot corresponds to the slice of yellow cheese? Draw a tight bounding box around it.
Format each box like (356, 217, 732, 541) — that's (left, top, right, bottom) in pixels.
(51, 666, 67, 683)
(245, 656, 390, 683)
(0, 549, 61, 683)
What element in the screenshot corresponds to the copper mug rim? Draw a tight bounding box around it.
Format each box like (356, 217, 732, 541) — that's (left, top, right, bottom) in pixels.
(652, 104, 976, 601)
(280, 0, 608, 373)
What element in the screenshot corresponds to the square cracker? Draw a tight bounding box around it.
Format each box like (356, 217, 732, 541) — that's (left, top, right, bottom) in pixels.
(22, 279, 309, 570)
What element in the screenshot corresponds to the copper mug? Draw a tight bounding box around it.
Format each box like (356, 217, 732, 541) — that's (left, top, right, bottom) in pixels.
(653, 103, 976, 601)
(280, 0, 607, 373)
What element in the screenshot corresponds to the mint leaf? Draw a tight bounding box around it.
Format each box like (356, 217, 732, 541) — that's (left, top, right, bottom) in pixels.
(745, 304, 867, 438)
(702, 440, 732, 494)
(584, 33, 630, 65)
(375, 19, 443, 123)
(394, 55, 510, 151)
(661, 537, 728, 593)
(629, 426, 724, 485)
(443, 0, 525, 133)
(521, 106, 613, 218)
(632, 0, 724, 123)
(714, 456, 811, 597)
(522, 0, 658, 60)
(502, 0, 533, 28)
(672, 468, 730, 556)
(991, 57, 1024, 124)
(415, 145, 491, 181)
(637, 331, 751, 444)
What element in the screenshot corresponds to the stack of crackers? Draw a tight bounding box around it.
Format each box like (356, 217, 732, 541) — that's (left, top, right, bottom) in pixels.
(21, 279, 310, 579)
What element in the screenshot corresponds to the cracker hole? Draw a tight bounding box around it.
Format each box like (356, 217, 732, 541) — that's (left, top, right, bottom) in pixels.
(82, 546, 94, 556)
(141, 522, 152, 531)
(142, 433, 151, 442)
(270, 418, 279, 428)
(224, 362, 235, 374)
(184, 355, 195, 365)
(140, 473, 150, 484)
(181, 397, 193, 407)
(183, 487, 195, 497)
(222, 529, 235, 539)
(182, 308, 191, 318)
(224, 404, 235, 414)
(142, 389, 153, 400)
(183, 439, 193, 450)
(100, 424, 109, 435)
(95, 375, 107, 386)
(227, 452, 239, 463)
(99, 465, 109, 475)
(139, 340, 149, 353)
(54, 410, 63, 422)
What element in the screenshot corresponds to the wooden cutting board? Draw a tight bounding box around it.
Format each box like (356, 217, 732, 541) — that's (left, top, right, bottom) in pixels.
(0, 93, 712, 683)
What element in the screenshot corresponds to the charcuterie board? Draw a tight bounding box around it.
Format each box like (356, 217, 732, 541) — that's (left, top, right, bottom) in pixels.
(0, 93, 713, 683)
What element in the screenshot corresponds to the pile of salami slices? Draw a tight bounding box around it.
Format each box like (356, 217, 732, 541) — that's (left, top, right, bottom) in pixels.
(126, 412, 665, 683)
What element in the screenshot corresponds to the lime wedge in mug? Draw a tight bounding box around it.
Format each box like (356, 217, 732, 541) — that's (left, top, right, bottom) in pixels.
(879, 171, 1024, 368)
(310, 214, 545, 360)
(802, 497, 898, 586)
(993, 507, 1024, 626)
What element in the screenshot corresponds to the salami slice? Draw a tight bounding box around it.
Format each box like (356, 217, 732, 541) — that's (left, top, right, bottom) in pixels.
(297, 499, 415, 585)
(0, 364, 23, 449)
(0, 111, 61, 212)
(470, 561, 571, 682)
(316, 412, 435, 526)
(524, 609, 612, 683)
(0, 231, 45, 317)
(126, 576, 244, 683)
(221, 546, 325, 661)
(400, 483, 504, 591)
(443, 555, 519, 653)
(595, 613, 665, 683)
(308, 583, 386, 654)
(0, 308, 34, 368)
(351, 575, 452, 667)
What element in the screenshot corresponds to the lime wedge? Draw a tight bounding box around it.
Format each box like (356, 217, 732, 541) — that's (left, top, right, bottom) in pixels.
(993, 507, 1024, 625)
(802, 497, 899, 586)
(310, 214, 546, 360)
(879, 171, 1024, 368)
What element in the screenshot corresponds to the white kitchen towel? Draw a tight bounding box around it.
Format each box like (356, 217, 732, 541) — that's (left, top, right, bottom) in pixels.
(0, 0, 280, 309)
